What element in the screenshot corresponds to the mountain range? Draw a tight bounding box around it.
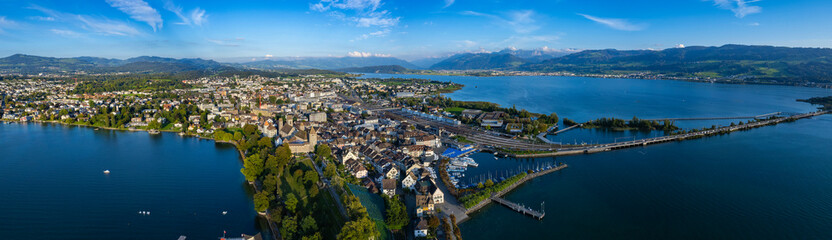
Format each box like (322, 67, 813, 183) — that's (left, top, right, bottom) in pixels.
(2, 45, 832, 84)
(233, 56, 419, 70)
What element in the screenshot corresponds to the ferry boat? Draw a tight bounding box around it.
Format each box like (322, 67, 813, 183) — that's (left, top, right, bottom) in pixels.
(450, 159, 468, 168)
(460, 157, 478, 167)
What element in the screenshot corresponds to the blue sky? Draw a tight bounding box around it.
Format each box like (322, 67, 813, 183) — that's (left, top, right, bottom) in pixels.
(0, 0, 830, 61)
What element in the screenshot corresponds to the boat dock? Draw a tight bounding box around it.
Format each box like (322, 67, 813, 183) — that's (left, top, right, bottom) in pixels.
(465, 164, 568, 219)
(490, 195, 544, 220)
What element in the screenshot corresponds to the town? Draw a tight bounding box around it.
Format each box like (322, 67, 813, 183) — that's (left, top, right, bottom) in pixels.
(1, 73, 556, 240)
(3, 71, 827, 240)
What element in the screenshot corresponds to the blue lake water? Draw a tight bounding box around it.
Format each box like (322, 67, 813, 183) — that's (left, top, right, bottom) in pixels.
(361, 74, 832, 239)
(0, 123, 267, 240)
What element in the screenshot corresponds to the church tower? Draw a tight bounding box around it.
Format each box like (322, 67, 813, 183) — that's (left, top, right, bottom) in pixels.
(308, 127, 317, 145)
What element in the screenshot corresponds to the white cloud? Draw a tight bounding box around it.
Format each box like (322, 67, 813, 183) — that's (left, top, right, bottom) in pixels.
(50, 29, 82, 37)
(356, 28, 391, 40)
(355, 11, 399, 27)
(265, 54, 274, 58)
(578, 14, 646, 31)
(164, 1, 208, 27)
(29, 16, 55, 21)
(207, 38, 244, 47)
(105, 0, 163, 31)
(347, 51, 390, 57)
(443, 0, 455, 8)
(190, 8, 207, 26)
(457, 40, 477, 48)
(709, 0, 761, 18)
(461, 10, 540, 34)
(676, 44, 686, 48)
(311, 0, 398, 28)
(0, 16, 17, 33)
(30, 5, 142, 36)
(78, 15, 142, 36)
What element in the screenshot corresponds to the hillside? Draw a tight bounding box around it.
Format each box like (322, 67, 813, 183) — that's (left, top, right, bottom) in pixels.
(0, 54, 226, 75)
(336, 65, 409, 74)
(238, 56, 418, 70)
(522, 45, 832, 83)
(430, 52, 528, 70)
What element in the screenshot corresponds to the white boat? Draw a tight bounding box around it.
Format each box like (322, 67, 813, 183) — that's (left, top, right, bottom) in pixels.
(103, 170, 110, 174)
(461, 157, 478, 167)
(222, 211, 228, 215)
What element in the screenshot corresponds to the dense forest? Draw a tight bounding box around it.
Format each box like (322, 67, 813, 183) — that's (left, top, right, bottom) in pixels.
(583, 117, 679, 131)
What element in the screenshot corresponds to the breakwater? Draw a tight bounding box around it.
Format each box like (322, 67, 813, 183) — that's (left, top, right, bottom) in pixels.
(464, 164, 568, 216)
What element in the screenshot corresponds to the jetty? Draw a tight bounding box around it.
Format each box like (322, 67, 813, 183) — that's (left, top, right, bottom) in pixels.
(490, 195, 544, 220)
(464, 164, 568, 219)
(642, 112, 782, 121)
(514, 111, 829, 158)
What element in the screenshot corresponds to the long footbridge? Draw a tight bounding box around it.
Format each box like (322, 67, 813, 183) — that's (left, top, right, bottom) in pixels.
(490, 195, 545, 220)
(642, 112, 782, 121)
(515, 110, 830, 158)
(381, 108, 828, 153)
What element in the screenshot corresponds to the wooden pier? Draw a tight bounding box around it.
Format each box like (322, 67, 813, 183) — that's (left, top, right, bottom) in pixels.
(490, 195, 545, 220)
(464, 164, 568, 219)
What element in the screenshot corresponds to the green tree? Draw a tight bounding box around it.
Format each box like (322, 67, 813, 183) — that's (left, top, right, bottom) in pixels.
(243, 124, 258, 137)
(304, 170, 319, 186)
(254, 191, 269, 212)
(324, 163, 337, 179)
(302, 233, 322, 240)
(428, 215, 440, 233)
(275, 144, 292, 175)
(262, 173, 277, 196)
(281, 215, 298, 240)
(285, 193, 299, 213)
(258, 136, 273, 150)
(384, 195, 409, 231)
(315, 144, 332, 163)
(485, 179, 494, 188)
(241, 153, 264, 182)
(233, 131, 243, 141)
(301, 215, 318, 234)
(338, 217, 378, 240)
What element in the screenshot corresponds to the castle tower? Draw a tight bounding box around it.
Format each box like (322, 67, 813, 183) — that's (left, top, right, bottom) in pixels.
(308, 127, 317, 145)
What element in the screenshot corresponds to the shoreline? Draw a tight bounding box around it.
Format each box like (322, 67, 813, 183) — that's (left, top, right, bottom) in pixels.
(359, 72, 832, 89)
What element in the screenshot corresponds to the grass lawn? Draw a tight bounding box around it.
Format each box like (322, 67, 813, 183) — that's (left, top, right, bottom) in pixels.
(315, 187, 347, 239)
(347, 184, 391, 240)
(444, 107, 465, 114)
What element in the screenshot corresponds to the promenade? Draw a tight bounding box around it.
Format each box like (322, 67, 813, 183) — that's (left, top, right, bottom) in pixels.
(464, 164, 568, 217)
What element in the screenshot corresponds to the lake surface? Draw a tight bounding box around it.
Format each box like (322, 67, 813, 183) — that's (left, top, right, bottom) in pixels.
(362, 74, 832, 239)
(362, 73, 832, 143)
(0, 123, 266, 240)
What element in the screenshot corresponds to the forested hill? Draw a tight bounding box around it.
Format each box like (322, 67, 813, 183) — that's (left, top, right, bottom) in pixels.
(0, 54, 226, 75)
(236, 56, 419, 70)
(521, 45, 832, 83)
(429, 52, 528, 70)
(336, 65, 409, 74)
